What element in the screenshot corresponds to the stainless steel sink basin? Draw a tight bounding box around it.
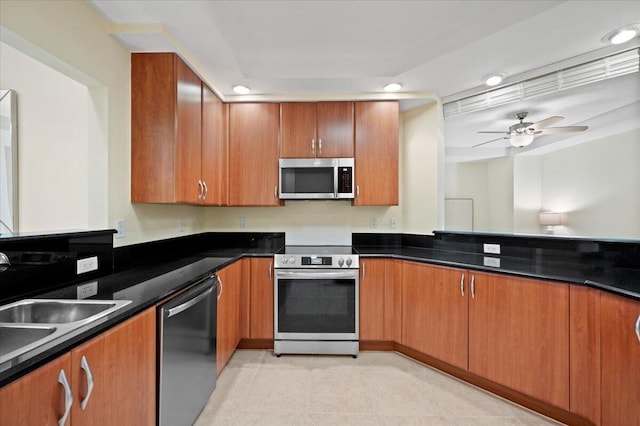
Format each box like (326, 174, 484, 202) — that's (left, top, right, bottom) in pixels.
(0, 298, 132, 370)
(0, 325, 57, 360)
(0, 299, 131, 324)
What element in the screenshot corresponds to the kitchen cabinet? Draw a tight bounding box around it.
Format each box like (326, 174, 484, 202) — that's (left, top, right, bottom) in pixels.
(280, 102, 354, 158)
(600, 291, 640, 426)
(131, 53, 226, 205)
(359, 259, 386, 341)
(383, 259, 402, 342)
(228, 103, 281, 206)
(249, 258, 274, 339)
(401, 262, 468, 370)
(217, 260, 243, 374)
(0, 308, 156, 425)
(0, 354, 72, 425)
(569, 285, 601, 424)
(468, 272, 569, 409)
(354, 101, 399, 206)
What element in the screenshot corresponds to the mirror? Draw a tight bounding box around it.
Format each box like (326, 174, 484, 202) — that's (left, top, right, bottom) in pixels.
(0, 89, 18, 234)
(444, 50, 640, 239)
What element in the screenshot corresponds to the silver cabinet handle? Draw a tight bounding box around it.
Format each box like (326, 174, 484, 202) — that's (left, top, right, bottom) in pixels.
(635, 313, 640, 344)
(217, 276, 223, 301)
(362, 262, 366, 281)
(58, 369, 72, 426)
(318, 138, 322, 156)
(202, 181, 208, 200)
(356, 185, 360, 199)
(274, 185, 278, 200)
(80, 356, 94, 410)
(471, 275, 475, 299)
(166, 285, 213, 318)
(268, 261, 272, 280)
(197, 180, 204, 200)
(460, 273, 465, 297)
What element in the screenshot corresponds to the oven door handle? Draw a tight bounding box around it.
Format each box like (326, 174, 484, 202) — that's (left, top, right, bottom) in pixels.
(275, 270, 358, 280)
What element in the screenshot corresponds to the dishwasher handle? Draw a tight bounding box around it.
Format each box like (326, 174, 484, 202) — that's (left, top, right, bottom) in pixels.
(164, 275, 216, 318)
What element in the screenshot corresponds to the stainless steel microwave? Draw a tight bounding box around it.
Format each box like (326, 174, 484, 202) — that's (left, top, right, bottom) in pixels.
(279, 158, 354, 200)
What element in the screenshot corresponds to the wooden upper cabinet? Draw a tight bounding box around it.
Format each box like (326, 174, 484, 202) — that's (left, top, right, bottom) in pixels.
(468, 272, 569, 410)
(600, 291, 640, 426)
(280, 102, 354, 158)
(354, 101, 399, 206)
(131, 53, 226, 205)
(228, 103, 281, 206)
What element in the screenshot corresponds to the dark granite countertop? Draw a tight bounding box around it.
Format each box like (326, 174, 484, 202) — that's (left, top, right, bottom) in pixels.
(0, 249, 275, 387)
(355, 245, 640, 301)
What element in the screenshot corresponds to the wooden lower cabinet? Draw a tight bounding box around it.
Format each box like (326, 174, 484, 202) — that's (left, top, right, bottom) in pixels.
(359, 259, 386, 340)
(217, 261, 243, 374)
(249, 258, 274, 339)
(401, 262, 468, 370)
(383, 260, 402, 342)
(468, 272, 569, 410)
(600, 291, 640, 426)
(0, 308, 156, 426)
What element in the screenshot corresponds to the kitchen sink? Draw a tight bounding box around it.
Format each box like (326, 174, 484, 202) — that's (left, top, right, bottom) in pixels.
(0, 325, 57, 360)
(0, 299, 131, 324)
(0, 299, 132, 370)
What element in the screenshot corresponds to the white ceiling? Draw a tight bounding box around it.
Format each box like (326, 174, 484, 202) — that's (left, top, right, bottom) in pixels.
(86, 0, 640, 158)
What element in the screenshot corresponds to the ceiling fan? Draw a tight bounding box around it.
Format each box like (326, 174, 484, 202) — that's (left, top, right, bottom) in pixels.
(473, 112, 588, 148)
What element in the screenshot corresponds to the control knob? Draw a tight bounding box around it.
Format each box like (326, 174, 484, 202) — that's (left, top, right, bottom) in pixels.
(281, 257, 288, 265)
(338, 258, 345, 267)
(288, 256, 295, 265)
(346, 258, 352, 267)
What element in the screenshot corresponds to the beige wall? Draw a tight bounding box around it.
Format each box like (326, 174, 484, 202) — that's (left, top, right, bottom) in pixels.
(1, 0, 443, 245)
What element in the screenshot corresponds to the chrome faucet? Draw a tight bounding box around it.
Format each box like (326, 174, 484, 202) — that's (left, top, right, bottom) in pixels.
(0, 252, 10, 273)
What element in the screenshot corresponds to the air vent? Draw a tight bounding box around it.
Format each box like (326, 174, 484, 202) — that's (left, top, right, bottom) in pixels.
(444, 48, 639, 118)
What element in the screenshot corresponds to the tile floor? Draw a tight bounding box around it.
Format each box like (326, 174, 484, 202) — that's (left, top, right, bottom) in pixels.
(195, 350, 563, 426)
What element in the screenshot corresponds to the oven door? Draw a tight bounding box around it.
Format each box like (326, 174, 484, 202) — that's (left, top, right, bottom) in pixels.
(274, 269, 359, 340)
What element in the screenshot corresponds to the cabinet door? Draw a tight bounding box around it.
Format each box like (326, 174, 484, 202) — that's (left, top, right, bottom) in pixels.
(601, 292, 640, 426)
(249, 258, 274, 339)
(468, 272, 569, 409)
(71, 308, 156, 426)
(401, 262, 468, 370)
(228, 103, 281, 206)
(316, 102, 354, 158)
(359, 259, 386, 341)
(131, 53, 178, 203)
(217, 261, 243, 374)
(354, 101, 399, 206)
(384, 259, 402, 342)
(0, 354, 72, 425)
(280, 102, 316, 158)
(175, 57, 203, 204)
(202, 84, 228, 206)
(569, 285, 600, 424)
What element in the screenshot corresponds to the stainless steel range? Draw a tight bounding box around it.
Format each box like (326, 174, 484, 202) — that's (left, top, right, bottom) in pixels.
(274, 246, 359, 356)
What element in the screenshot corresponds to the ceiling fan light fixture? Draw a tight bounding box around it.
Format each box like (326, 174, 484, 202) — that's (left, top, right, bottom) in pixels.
(509, 133, 535, 148)
(484, 73, 505, 87)
(232, 84, 251, 95)
(383, 82, 403, 92)
(603, 25, 639, 44)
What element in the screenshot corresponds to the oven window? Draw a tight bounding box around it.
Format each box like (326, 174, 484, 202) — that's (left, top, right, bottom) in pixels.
(281, 167, 334, 194)
(277, 278, 355, 333)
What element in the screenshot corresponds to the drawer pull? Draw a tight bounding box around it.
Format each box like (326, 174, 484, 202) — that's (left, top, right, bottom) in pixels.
(58, 369, 72, 426)
(471, 275, 475, 299)
(635, 313, 640, 344)
(460, 273, 465, 297)
(80, 355, 94, 410)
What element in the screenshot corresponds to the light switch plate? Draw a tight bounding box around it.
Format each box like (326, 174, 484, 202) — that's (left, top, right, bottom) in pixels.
(77, 256, 98, 274)
(390, 217, 398, 229)
(483, 243, 501, 254)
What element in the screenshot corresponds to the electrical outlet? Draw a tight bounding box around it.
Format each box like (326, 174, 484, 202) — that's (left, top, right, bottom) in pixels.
(115, 219, 126, 239)
(370, 217, 378, 229)
(390, 217, 398, 229)
(240, 217, 247, 228)
(77, 281, 98, 299)
(483, 243, 501, 254)
(178, 218, 186, 232)
(77, 256, 98, 275)
(483, 257, 501, 268)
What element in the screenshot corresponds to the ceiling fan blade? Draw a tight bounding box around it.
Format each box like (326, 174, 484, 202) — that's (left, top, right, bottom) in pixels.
(537, 125, 588, 134)
(530, 116, 564, 130)
(472, 137, 508, 148)
(477, 131, 507, 134)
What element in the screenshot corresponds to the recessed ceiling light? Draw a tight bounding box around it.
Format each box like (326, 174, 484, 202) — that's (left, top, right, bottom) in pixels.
(484, 74, 504, 87)
(232, 85, 251, 95)
(383, 82, 402, 92)
(603, 25, 639, 45)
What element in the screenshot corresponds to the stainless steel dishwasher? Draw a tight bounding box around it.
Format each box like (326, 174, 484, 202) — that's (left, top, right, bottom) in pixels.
(158, 273, 218, 426)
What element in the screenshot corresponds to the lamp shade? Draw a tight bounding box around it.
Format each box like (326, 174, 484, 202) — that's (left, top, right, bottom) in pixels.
(539, 212, 562, 226)
(510, 133, 535, 147)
